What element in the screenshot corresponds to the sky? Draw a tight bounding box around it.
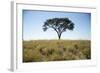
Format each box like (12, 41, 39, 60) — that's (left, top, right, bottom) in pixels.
(23, 10, 91, 40)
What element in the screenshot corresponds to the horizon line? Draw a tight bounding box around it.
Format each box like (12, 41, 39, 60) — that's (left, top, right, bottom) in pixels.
(23, 39, 91, 41)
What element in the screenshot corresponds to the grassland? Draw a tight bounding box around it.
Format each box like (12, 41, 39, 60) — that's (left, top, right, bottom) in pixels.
(23, 40, 91, 62)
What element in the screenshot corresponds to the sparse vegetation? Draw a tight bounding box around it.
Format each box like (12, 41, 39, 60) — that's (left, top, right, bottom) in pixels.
(23, 40, 91, 62)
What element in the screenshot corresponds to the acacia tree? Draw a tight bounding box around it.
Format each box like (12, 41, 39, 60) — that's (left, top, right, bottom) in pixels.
(43, 18, 74, 40)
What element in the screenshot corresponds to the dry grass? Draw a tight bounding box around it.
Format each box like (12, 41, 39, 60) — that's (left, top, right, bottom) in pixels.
(23, 40, 91, 62)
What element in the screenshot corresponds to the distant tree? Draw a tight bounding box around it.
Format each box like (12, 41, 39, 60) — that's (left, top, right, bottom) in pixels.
(43, 18, 74, 40)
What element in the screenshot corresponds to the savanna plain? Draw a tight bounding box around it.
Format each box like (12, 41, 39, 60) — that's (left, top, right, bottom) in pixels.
(23, 40, 91, 62)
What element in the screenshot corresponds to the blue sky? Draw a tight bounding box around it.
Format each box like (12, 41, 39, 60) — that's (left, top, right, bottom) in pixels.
(23, 10, 91, 40)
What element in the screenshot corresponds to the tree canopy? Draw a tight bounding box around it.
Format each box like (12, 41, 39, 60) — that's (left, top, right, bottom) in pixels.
(43, 18, 74, 39)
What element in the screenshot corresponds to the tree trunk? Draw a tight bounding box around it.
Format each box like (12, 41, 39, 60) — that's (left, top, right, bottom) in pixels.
(58, 33, 61, 40)
(54, 29, 62, 40)
(58, 36, 60, 40)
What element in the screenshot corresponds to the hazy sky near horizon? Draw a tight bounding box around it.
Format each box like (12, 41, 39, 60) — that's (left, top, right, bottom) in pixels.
(23, 10, 91, 40)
